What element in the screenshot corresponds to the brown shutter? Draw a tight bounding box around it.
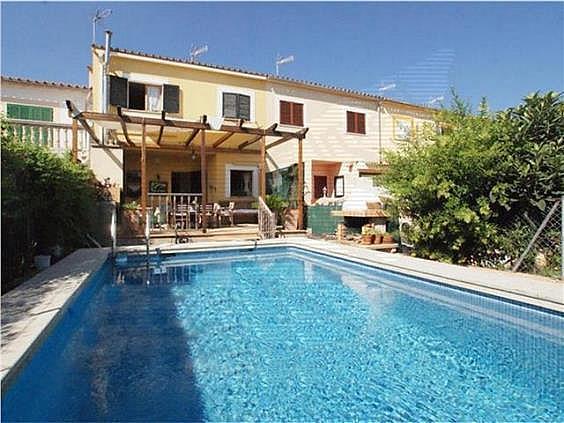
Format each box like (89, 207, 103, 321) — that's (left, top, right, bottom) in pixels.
(346, 111, 355, 133)
(223, 93, 237, 118)
(238, 94, 251, 120)
(358, 113, 365, 134)
(163, 84, 180, 113)
(109, 75, 128, 107)
(293, 103, 304, 126)
(280, 101, 291, 125)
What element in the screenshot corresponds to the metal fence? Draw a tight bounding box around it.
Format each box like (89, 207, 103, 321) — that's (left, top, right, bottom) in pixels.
(512, 197, 562, 279)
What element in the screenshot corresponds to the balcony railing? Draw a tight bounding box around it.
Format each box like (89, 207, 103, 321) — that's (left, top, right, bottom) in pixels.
(258, 196, 276, 239)
(149, 193, 203, 230)
(5, 119, 90, 161)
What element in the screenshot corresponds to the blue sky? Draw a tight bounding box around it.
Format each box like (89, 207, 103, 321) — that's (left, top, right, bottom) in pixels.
(2, 2, 563, 110)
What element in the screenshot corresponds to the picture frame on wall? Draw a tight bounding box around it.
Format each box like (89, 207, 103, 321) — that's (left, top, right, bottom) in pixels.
(150, 180, 168, 193)
(334, 175, 345, 198)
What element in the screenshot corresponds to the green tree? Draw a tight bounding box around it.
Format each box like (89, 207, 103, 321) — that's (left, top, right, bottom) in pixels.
(1, 119, 97, 271)
(379, 91, 563, 267)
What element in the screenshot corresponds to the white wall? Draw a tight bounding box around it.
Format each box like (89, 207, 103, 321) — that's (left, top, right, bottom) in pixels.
(265, 81, 436, 206)
(1, 80, 89, 124)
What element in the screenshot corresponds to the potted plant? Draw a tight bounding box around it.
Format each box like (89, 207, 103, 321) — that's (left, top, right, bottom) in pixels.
(373, 229, 384, 244)
(361, 225, 374, 245)
(265, 194, 289, 226)
(382, 232, 394, 244)
(121, 201, 143, 235)
(31, 241, 51, 271)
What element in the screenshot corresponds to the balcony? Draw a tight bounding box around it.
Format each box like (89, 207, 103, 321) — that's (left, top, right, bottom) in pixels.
(5, 119, 90, 161)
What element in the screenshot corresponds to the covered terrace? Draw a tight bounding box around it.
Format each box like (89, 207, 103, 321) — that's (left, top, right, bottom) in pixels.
(66, 101, 308, 233)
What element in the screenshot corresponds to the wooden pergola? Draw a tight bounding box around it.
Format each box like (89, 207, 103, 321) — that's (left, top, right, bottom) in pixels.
(66, 101, 308, 230)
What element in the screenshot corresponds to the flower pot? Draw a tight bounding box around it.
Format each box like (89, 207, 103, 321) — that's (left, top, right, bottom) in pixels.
(122, 209, 143, 236)
(373, 235, 383, 244)
(361, 234, 373, 245)
(382, 235, 394, 244)
(34, 255, 51, 271)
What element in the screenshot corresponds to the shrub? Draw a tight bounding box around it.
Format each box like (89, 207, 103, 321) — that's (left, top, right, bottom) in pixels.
(1, 120, 97, 265)
(379, 91, 563, 268)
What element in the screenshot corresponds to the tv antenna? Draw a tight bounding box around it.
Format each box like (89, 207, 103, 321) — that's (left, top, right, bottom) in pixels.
(92, 8, 112, 45)
(276, 54, 294, 76)
(378, 83, 396, 92)
(189, 44, 208, 62)
(428, 96, 444, 105)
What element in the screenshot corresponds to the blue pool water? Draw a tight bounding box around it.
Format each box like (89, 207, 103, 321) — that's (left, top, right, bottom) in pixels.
(2, 247, 563, 421)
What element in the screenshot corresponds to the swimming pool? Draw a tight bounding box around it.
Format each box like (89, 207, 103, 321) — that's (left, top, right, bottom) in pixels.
(2, 246, 563, 421)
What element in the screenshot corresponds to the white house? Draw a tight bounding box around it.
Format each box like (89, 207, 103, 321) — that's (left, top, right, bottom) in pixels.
(1, 76, 91, 160)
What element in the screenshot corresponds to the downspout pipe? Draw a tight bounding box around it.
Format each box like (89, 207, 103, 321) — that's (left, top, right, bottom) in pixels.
(102, 30, 112, 143)
(378, 99, 383, 164)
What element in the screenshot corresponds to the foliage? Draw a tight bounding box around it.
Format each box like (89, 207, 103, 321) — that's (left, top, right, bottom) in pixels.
(379, 91, 563, 267)
(122, 200, 141, 211)
(1, 119, 97, 255)
(265, 194, 289, 225)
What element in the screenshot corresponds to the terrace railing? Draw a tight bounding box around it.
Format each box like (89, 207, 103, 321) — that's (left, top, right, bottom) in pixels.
(148, 193, 203, 230)
(6, 118, 90, 161)
(258, 196, 276, 239)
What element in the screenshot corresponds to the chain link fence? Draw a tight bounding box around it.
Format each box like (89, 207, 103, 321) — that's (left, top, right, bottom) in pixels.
(511, 198, 562, 279)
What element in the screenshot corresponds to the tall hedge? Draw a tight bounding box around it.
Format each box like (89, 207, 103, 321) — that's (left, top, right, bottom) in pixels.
(1, 119, 97, 283)
(379, 92, 563, 267)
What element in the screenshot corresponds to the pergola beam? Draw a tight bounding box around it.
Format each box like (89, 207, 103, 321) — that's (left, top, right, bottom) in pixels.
(65, 102, 303, 139)
(212, 132, 234, 148)
(118, 142, 260, 155)
(239, 123, 277, 150)
(266, 127, 308, 150)
(184, 129, 200, 146)
(117, 107, 135, 146)
(156, 111, 166, 145)
(65, 100, 101, 144)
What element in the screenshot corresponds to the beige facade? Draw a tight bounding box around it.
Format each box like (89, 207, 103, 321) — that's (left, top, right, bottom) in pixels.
(265, 80, 435, 205)
(86, 45, 435, 209)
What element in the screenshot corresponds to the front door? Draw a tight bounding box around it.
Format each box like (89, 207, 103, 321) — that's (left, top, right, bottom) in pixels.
(313, 175, 328, 201)
(171, 171, 201, 193)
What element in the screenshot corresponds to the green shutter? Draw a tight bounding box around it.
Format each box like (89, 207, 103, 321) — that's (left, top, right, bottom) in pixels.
(6, 104, 53, 122)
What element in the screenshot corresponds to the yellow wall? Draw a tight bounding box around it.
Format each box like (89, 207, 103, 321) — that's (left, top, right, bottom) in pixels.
(124, 150, 260, 203)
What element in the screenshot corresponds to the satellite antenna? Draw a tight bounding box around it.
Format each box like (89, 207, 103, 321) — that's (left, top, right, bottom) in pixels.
(189, 44, 208, 62)
(92, 8, 112, 44)
(378, 83, 396, 92)
(276, 54, 294, 76)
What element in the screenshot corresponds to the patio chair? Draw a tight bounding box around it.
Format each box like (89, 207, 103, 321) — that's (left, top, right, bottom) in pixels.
(218, 201, 235, 227)
(174, 204, 190, 229)
(199, 204, 218, 228)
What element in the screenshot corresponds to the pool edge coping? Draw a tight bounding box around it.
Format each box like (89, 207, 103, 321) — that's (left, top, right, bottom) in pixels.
(1, 248, 109, 390)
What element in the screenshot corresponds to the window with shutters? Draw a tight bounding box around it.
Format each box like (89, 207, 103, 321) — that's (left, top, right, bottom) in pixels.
(346, 111, 366, 134)
(109, 76, 180, 113)
(7, 104, 53, 122)
(222, 92, 251, 120)
(127, 82, 162, 112)
(279, 100, 304, 126)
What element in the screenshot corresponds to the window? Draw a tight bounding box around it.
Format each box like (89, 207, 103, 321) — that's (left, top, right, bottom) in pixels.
(109, 76, 180, 113)
(393, 117, 413, 140)
(334, 175, 345, 197)
(230, 170, 254, 197)
(222, 93, 251, 120)
(127, 82, 162, 112)
(280, 100, 304, 126)
(7, 104, 53, 121)
(346, 111, 366, 134)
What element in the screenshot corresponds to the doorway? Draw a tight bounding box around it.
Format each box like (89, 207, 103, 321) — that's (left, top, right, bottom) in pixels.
(313, 175, 328, 201)
(171, 171, 201, 193)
